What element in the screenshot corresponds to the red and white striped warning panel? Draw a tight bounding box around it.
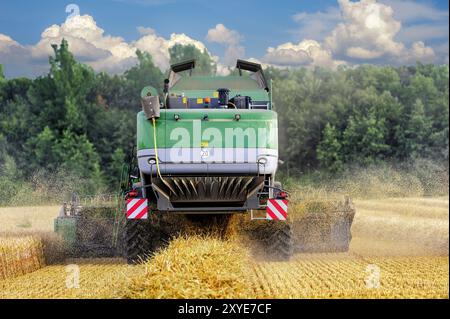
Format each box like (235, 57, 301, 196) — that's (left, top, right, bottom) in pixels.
(266, 199, 288, 221)
(126, 198, 148, 219)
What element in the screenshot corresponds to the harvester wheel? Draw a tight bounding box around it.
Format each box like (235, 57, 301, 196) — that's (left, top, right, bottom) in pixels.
(124, 219, 151, 264)
(266, 221, 294, 261)
(124, 214, 174, 264)
(147, 214, 173, 254)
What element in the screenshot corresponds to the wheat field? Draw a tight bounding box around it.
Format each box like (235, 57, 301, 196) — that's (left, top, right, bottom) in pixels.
(249, 254, 448, 298)
(0, 258, 137, 299)
(0, 196, 448, 299)
(0, 245, 447, 299)
(0, 206, 60, 233)
(0, 236, 45, 281)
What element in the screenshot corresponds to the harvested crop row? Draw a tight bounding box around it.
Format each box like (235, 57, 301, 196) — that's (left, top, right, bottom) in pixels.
(0, 236, 252, 299)
(1, 247, 447, 299)
(0, 231, 67, 265)
(0, 236, 45, 280)
(249, 254, 449, 299)
(0, 258, 137, 299)
(122, 236, 253, 299)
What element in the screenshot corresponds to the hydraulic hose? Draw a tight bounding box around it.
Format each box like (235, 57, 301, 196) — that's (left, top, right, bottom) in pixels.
(151, 117, 165, 182)
(151, 117, 176, 195)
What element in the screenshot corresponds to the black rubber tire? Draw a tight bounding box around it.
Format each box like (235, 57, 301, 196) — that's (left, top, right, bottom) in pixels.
(124, 214, 174, 265)
(266, 222, 294, 261)
(124, 219, 151, 264)
(147, 215, 172, 254)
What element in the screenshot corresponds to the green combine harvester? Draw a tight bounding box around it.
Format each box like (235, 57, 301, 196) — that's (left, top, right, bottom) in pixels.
(55, 59, 355, 263)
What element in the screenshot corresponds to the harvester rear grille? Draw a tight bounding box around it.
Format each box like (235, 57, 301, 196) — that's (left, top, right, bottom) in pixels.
(153, 176, 264, 203)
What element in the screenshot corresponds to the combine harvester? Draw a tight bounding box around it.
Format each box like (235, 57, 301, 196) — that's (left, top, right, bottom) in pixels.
(55, 60, 355, 263)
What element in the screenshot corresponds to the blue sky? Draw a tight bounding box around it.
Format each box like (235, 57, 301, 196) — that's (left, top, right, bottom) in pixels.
(0, 0, 341, 54)
(0, 0, 448, 78)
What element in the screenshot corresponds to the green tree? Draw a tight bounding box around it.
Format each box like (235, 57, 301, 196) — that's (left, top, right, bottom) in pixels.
(0, 134, 20, 205)
(49, 39, 96, 134)
(124, 50, 164, 107)
(317, 124, 343, 173)
(26, 126, 57, 172)
(52, 130, 104, 192)
(0, 65, 4, 82)
(52, 130, 100, 176)
(348, 65, 402, 97)
(95, 72, 133, 110)
(403, 99, 432, 159)
(342, 113, 390, 165)
(169, 44, 216, 76)
(0, 134, 8, 167)
(107, 147, 126, 189)
(0, 154, 20, 205)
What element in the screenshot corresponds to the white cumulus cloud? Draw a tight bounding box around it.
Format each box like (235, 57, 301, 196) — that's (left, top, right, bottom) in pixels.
(292, 7, 341, 41)
(325, 0, 404, 58)
(206, 23, 242, 46)
(324, 0, 435, 63)
(206, 24, 245, 68)
(264, 39, 345, 69)
(0, 34, 21, 52)
(264, 0, 439, 69)
(134, 29, 210, 71)
(381, 0, 449, 23)
(0, 34, 37, 77)
(30, 15, 137, 74)
(0, 14, 215, 77)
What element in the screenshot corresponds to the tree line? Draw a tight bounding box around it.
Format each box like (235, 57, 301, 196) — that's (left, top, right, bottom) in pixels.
(268, 63, 448, 175)
(0, 40, 448, 203)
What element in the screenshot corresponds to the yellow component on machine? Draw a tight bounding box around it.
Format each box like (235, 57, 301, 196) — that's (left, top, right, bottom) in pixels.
(150, 117, 179, 196)
(152, 117, 165, 183)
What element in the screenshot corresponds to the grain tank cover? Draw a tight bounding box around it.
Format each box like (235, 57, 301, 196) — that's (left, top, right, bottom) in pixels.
(236, 59, 269, 92)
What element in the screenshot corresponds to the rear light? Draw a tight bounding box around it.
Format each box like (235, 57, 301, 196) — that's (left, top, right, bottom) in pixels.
(127, 190, 138, 198)
(259, 196, 268, 205)
(277, 191, 288, 199)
